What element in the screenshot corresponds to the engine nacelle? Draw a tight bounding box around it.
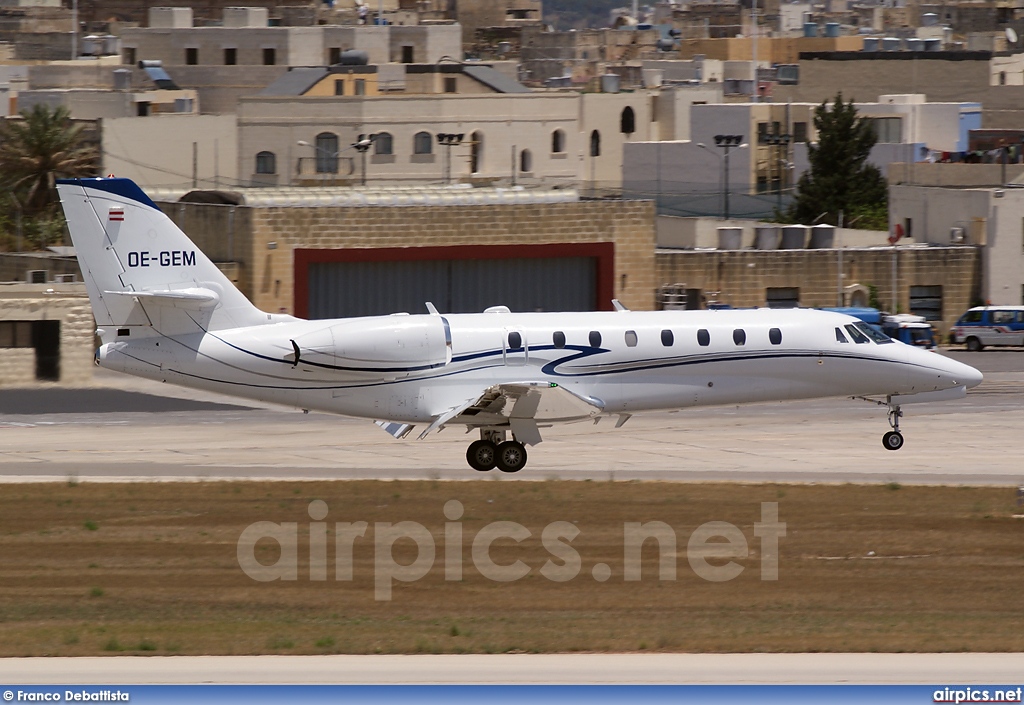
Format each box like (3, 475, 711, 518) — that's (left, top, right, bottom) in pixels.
(293, 315, 451, 377)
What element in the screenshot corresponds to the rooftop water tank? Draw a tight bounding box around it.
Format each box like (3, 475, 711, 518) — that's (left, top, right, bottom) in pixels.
(717, 227, 743, 250)
(810, 224, 836, 249)
(881, 36, 901, 51)
(824, 22, 841, 38)
(112, 68, 131, 91)
(924, 37, 942, 51)
(338, 50, 369, 66)
(81, 34, 100, 56)
(755, 226, 781, 250)
(780, 225, 808, 249)
(905, 37, 924, 51)
(862, 37, 879, 51)
(600, 73, 620, 93)
(803, 22, 818, 37)
(101, 34, 119, 55)
(922, 12, 938, 26)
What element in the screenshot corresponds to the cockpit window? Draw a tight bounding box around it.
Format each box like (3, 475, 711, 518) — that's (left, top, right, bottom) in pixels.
(845, 324, 870, 344)
(854, 321, 893, 344)
(835, 327, 849, 343)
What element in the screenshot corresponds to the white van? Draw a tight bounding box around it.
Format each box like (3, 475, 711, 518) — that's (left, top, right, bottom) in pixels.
(951, 306, 1024, 351)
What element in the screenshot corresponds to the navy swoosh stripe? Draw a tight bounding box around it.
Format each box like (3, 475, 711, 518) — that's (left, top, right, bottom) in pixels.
(146, 349, 931, 396)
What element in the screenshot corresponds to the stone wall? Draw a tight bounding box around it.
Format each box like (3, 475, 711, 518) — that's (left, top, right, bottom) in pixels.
(243, 199, 657, 314)
(0, 284, 95, 386)
(0, 254, 80, 283)
(656, 246, 980, 334)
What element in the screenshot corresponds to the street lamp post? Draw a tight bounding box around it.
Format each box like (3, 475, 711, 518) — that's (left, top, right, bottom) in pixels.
(352, 133, 376, 186)
(764, 132, 791, 211)
(437, 133, 464, 185)
(698, 134, 746, 220)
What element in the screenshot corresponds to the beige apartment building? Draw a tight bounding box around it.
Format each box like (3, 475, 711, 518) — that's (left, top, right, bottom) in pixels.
(237, 88, 658, 189)
(120, 9, 463, 68)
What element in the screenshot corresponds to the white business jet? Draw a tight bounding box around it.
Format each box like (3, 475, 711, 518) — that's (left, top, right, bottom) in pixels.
(58, 177, 983, 473)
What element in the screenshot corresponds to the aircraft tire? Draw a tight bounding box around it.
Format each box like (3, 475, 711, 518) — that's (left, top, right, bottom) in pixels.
(882, 431, 904, 451)
(495, 441, 528, 473)
(467, 440, 498, 472)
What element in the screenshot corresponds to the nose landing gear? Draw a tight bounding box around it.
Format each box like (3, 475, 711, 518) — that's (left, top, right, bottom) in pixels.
(882, 404, 904, 451)
(466, 429, 528, 472)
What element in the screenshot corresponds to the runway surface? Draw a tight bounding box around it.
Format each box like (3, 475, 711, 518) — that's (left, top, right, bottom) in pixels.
(2, 653, 1023, 684)
(1, 351, 1022, 684)
(0, 351, 1021, 485)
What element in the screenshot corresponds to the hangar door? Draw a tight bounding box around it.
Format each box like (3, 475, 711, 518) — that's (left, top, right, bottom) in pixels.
(299, 244, 614, 319)
(308, 257, 594, 318)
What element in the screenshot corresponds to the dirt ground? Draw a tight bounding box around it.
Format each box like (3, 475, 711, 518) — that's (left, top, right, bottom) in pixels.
(1, 480, 1022, 656)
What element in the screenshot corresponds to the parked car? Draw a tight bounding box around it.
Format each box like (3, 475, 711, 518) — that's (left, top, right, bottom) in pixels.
(881, 314, 936, 349)
(950, 306, 1024, 351)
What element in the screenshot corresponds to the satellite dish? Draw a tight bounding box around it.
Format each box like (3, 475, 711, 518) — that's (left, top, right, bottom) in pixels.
(1007, 27, 1018, 44)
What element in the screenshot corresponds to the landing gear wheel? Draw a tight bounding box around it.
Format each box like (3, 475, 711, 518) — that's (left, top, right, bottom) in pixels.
(965, 337, 983, 352)
(495, 441, 528, 473)
(467, 440, 497, 472)
(882, 431, 904, 451)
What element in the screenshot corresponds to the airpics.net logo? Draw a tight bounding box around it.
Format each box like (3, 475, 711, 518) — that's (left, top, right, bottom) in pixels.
(236, 500, 786, 601)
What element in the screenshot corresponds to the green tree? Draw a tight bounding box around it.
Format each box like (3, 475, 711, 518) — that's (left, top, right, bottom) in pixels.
(786, 93, 887, 228)
(0, 104, 98, 249)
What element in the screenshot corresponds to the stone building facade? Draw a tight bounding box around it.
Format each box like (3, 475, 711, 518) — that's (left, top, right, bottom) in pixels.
(655, 246, 980, 335)
(0, 284, 94, 387)
(161, 198, 658, 316)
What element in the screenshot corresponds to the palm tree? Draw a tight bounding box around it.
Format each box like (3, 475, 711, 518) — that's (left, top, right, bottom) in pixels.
(0, 104, 98, 219)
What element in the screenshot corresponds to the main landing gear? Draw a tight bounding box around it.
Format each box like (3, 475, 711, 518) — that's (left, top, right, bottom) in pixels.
(466, 429, 528, 473)
(882, 403, 904, 451)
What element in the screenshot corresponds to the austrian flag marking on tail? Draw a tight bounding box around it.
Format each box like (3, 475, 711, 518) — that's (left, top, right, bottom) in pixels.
(108, 208, 124, 222)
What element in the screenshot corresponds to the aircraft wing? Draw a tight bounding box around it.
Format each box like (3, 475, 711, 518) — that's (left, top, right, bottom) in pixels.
(418, 382, 605, 446)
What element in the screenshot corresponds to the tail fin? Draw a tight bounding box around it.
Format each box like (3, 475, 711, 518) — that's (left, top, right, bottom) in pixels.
(57, 177, 274, 339)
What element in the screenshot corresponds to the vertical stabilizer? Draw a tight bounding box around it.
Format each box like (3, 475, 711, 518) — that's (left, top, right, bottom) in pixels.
(57, 178, 273, 338)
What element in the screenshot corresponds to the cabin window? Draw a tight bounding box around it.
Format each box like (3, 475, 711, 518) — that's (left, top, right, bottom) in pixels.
(553, 331, 566, 348)
(589, 331, 602, 347)
(697, 329, 710, 346)
(624, 330, 638, 347)
(661, 329, 674, 346)
(769, 328, 782, 345)
(507, 331, 523, 350)
(733, 329, 746, 346)
(845, 324, 870, 344)
(835, 327, 849, 343)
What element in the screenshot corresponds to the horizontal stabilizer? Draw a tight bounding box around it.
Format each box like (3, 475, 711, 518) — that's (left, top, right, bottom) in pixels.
(104, 288, 220, 310)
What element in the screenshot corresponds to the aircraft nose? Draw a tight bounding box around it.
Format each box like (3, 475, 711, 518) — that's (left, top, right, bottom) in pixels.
(940, 353, 984, 389)
(960, 360, 984, 389)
